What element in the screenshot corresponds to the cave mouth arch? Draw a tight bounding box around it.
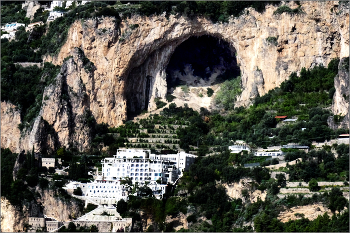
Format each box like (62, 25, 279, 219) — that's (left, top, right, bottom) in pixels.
(125, 34, 241, 119)
(166, 35, 241, 92)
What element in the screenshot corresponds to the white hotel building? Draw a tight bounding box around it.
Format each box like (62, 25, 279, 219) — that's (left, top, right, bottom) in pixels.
(77, 149, 196, 205)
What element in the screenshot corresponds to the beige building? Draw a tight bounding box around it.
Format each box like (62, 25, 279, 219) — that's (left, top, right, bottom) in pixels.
(42, 158, 55, 168)
(25, 21, 44, 32)
(46, 221, 62, 231)
(28, 217, 45, 231)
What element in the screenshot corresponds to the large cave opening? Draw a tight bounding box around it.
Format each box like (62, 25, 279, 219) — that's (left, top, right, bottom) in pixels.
(125, 35, 241, 119)
(166, 35, 240, 90)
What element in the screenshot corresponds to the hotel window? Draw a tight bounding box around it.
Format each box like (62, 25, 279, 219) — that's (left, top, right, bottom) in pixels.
(135, 173, 139, 176)
(140, 173, 143, 176)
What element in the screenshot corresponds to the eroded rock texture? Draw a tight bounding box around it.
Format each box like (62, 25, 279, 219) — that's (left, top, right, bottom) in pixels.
(329, 57, 349, 129)
(1, 1, 349, 154)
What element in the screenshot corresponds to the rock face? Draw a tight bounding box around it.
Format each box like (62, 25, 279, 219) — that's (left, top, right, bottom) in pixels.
(22, 1, 41, 20)
(1, 102, 21, 152)
(1, 197, 43, 232)
(37, 188, 83, 221)
(1, 50, 95, 153)
(277, 204, 345, 223)
(223, 178, 266, 203)
(1, 188, 83, 232)
(1, 1, 349, 154)
(1, 197, 29, 232)
(44, 1, 349, 128)
(330, 57, 349, 129)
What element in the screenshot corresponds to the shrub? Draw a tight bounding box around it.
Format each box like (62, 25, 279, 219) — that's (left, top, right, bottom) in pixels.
(215, 76, 242, 110)
(266, 36, 278, 46)
(308, 178, 320, 192)
(48, 167, 56, 174)
(73, 187, 83, 196)
(273, 5, 303, 15)
(155, 98, 167, 109)
(181, 85, 189, 94)
(130, 24, 139, 30)
(166, 94, 176, 102)
(207, 88, 214, 97)
(187, 214, 197, 223)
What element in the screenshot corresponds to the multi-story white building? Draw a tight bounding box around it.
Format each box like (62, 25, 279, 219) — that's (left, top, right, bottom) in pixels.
(74, 149, 196, 205)
(255, 151, 284, 157)
(1, 22, 25, 32)
(229, 143, 251, 154)
(49, 1, 64, 11)
(1, 31, 16, 40)
(47, 11, 66, 22)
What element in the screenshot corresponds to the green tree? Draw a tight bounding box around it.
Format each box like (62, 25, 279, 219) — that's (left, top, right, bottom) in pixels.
(328, 188, 348, 213)
(73, 187, 82, 196)
(276, 173, 287, 187)
(90, 225, 98, 232)
(308, 178, 320, 192)
(117, 199, 128, 216)
(67, 222, 76, 232)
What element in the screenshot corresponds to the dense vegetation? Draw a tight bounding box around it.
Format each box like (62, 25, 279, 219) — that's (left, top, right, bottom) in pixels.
(1, 2, 30, 25)
(1, 2, 349, 232)
(116, 148, 348, 232)
(1, 62, 60, 129)
(173, 58, 347, 150)
(138, 1, 281, 22)
(284, 144, 349, 182)
(214, 77, 242, 110)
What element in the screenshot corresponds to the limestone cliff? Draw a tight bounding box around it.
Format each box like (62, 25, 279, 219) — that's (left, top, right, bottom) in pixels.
(1, 188, 83, 232)
(22, 1, 41, 20)
(1, 1, 349, 154)
(1, 102, 21, 152)
(1, 49, 95, 153)
(1, 197, 29, 232)
(44, 1, 349, 128)
(329, 57, 349, 129)
(1, 197, 43, 232)
(36, 188, 83, 221)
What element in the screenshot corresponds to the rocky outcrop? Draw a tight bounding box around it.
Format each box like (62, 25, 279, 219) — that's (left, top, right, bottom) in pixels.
(1, 187, 83, 232)
(22, 1, 41, 20)
(1, 102, 21, 152)
(43, 1, 349, 128)
(329, 57, 349, 129)
(277, 204, 347, 223)
(12, 152, 27, 181)
(38, 50, 93, 152)
(0, 197, 42, 232)
(37, 188, 83, 221)
(1, 2, 349, 154)
(1, 49, 95, 153)
(223, 178, 267, 203)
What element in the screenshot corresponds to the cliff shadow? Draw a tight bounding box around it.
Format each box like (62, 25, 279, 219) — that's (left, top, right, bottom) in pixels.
(124, 34, 241, 120)
(166, 35, 241, 91)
